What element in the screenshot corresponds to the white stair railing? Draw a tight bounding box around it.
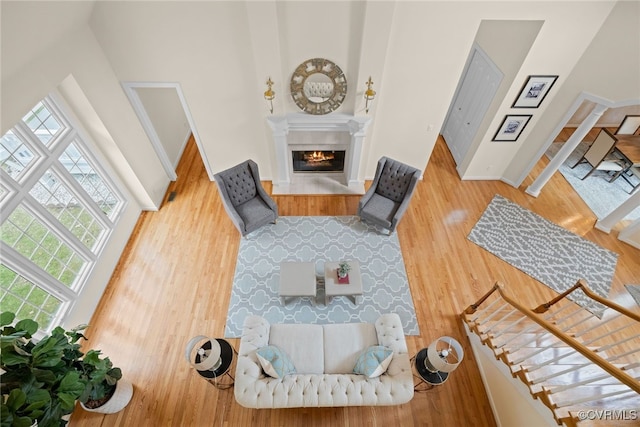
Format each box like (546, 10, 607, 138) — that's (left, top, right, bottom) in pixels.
(462, 279, 640, 426)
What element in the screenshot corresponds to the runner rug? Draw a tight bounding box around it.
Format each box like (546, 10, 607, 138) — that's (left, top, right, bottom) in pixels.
(224, 216, 419, 337)
(468, 195, 618, 317)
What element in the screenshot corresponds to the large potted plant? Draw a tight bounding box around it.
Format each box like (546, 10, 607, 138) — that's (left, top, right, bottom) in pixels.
(77, 349, 133, 414)
(0, 312, 86, 427)
(1, 312, 133, 425)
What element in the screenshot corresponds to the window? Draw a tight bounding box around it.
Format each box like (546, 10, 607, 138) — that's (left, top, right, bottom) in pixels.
(0, 129, 37, 180)
(0, 95, 125, 331)
(2, 204, 88, 288)
(0, 264, 63, 328)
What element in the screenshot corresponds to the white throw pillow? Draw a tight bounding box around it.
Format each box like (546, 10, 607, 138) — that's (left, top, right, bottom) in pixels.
(353, 345, 393, 378)
(256, 345, 296, 378)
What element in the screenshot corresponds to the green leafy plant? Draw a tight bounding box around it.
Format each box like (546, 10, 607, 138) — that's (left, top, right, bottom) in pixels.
(337, 261, 351, 278)
(0, 312, 122, 426)
(1, 311, 86, 427)
(77, 349, 122, 408)
(0, 312, 50, 427)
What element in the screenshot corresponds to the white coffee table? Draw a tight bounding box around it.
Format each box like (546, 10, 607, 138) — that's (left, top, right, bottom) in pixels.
(279, 261, 317, 305)
(323, 261, 363, 305)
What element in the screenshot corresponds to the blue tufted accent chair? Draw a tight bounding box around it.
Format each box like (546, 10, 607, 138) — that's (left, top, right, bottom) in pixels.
(214, 160, 278, 237)
(357, 156, 421, 234)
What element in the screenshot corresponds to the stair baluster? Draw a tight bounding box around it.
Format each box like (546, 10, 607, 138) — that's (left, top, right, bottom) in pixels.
(462, 279, 640, 426)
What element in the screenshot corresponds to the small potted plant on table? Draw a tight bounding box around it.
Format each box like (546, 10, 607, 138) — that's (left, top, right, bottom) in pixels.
(337, 261, 351, 284)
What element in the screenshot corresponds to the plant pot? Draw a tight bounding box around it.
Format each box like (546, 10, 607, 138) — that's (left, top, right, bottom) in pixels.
(337, 270, 349, 284)
(80, 378, 133, 414)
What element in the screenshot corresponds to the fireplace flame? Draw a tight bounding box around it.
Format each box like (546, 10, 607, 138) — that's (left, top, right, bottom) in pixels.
(304, 151, 335, 163)
(292, 150, 345, 173)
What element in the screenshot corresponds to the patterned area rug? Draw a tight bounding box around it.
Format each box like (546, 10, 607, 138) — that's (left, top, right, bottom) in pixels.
(625, 285, 640, 307)
(468, 195, 618, 317)
(224, 216, 419, 337)
(546, 142, 640, 220)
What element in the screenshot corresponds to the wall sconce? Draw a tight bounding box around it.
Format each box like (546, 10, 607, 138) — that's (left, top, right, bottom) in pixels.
(364, 76, 376, 114)
(264, 77, 275, 114)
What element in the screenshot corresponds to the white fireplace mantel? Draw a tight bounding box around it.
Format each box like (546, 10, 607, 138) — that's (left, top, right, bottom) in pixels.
(267, 113, 371, 194)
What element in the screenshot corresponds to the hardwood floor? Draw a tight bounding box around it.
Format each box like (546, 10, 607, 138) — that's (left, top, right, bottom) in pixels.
(69, 135, 640, 426)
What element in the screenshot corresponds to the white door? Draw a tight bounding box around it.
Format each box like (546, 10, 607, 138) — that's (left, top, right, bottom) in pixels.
(442, 46, 503, 166)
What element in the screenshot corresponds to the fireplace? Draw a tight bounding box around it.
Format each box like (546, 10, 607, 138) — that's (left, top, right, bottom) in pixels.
(292, 150, 345, 173)
(267, 114, 371, 194)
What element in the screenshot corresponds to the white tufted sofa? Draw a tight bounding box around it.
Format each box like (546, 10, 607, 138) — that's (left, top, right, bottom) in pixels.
(234, 313, 414, 408)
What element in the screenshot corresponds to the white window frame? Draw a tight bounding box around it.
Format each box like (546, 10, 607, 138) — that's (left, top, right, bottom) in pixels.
(1, 92, 128, 332)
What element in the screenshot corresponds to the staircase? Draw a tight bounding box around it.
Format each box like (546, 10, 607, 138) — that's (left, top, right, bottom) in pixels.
(462, 280, 640, 426)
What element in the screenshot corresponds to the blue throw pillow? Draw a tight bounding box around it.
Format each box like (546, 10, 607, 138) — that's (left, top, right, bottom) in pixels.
(353, 345, 393, 378)
(256, 345, 296, 378)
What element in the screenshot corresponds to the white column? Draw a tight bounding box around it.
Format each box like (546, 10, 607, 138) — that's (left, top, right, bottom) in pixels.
(617, 217, 640, 249)
(595, 190, 640, 233)
(347, 119, 371, 189)
(267, 117, 290, 189)
(526, 104, 608, 197)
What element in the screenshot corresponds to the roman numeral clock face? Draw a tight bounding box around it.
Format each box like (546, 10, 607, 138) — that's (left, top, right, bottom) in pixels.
(290, 58, 347, 115)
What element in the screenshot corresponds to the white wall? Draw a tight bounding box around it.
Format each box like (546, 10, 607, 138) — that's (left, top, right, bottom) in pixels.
(88, 1, 269, 176)
(503, 0, 640, 184)
(464, 1, 616, 180)
(4, 1, 636, 192)
(465, 324, 558, 427)
(618, 219, 640, 250)
(0, 1, 95, 83)
(0, 23, 167, 208)
(82, 1, 630, 183)
(367, 1, 476, 174)
(453, 19, 543, 178)
(55, 77, 143, 329)
(135, 87, 190, 169)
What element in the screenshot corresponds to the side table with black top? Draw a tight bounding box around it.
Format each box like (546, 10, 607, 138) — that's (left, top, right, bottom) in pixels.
(194, 338, 237, 390)
(411, 348, 449, 391)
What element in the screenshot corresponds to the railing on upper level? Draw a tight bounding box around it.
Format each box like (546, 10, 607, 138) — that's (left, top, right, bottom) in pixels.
(462, 279, 640, 426)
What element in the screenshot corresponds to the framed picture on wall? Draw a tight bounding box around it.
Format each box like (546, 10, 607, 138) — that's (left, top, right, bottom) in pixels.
(492, 115, 532, 141)
(511, 75, 558, 108)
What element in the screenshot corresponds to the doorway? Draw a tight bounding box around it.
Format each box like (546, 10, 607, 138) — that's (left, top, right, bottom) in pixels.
(122, 82, 213, 181)
(525, 95, 640, 234)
